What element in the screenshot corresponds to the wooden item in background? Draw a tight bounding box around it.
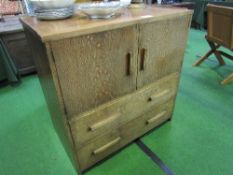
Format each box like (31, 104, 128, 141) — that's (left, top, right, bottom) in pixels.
(20, 6, 192, 174)
(0, 0, 23, 16)
(207, 4, 233, 50)
(170, 2, 195, 10)
(193, 4, 233, 85)
(0, 16, 36, 75)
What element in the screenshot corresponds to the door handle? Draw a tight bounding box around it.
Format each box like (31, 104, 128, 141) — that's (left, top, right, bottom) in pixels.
(126, 53, 131, 76)
(93, 137, 121, 155)
(88, 112, 121, 131)
(148, 89, 170, 102)
(140, 48, 146, 71)
(146, 111, 167, 124)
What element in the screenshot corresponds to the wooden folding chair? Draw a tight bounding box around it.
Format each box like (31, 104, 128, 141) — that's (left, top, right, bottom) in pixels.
(193, 4, 233, 85)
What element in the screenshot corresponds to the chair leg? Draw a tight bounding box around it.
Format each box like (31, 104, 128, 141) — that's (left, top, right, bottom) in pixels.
(193, 36, 224, 67)
(207, 40, 225, 66)
(219, 51, 233, 61)
(215, 51, 226, 65)
(221, 73, 233, 85)
(193, 49, 214, 66)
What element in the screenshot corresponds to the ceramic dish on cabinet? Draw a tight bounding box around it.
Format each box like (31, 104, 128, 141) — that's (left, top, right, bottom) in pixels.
(34, 6, 74, 20)
(30, 0, 75, 9)
(75, 2, 122, 19)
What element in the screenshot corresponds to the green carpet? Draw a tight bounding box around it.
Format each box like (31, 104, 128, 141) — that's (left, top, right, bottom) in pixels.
(142, 29, 233, 175)
(0, 29, 232, 175)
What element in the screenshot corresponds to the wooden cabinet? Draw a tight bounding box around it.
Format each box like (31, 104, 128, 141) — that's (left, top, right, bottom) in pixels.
(21, 6, 192, 174)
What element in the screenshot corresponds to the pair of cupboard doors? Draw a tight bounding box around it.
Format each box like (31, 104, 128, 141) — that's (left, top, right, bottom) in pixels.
(50, 15, 190, 119)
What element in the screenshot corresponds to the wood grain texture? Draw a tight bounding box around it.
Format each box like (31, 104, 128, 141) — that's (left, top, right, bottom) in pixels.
(77, 99, 175, 171)
(70, 73, 179, 149)
(50, 26, 138, 117)
(137, 14, 191, 88)
(20, 6, 193, 42)
(207, 4, 233, 50)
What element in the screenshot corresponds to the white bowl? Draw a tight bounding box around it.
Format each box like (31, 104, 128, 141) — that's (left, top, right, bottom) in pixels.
(76, 2, 122, 19)
(30, 0, 75, 9)
(120, 0, 131, 7)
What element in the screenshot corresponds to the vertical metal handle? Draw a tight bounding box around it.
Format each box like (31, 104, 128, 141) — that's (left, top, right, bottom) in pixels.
(140, 48, 146, 71)
(126, 53, 131, 76)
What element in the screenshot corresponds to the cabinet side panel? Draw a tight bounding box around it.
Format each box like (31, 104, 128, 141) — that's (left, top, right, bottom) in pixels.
(23, 27, 79, 174)
(137, 14, 191, 88)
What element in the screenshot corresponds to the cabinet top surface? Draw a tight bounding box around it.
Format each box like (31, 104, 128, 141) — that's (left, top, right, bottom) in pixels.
(20, 5, 192, 42)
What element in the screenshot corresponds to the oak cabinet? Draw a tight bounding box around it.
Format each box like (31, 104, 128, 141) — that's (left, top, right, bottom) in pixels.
(21, 6, 192, 174)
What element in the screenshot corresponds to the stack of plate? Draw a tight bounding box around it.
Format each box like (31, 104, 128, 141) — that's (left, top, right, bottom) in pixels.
(34, 6, 74, 20)
(30, 0, 75, 20)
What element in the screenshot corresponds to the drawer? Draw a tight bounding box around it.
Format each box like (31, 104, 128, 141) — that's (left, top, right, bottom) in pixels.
(70, 72, 180, 148)
(77, 99, 175, 171)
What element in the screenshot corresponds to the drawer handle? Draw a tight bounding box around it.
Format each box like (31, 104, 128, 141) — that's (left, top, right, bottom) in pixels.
(146, 111, 167, 124)
(89, 112, 121, 131)
(140, 48, 146, 71)
(93, 137, 121, 155)
(126, 53, 131, 76)
(148, 89, 170, 102)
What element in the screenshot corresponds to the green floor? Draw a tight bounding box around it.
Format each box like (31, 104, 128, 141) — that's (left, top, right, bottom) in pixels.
(0, 29, 233, 175)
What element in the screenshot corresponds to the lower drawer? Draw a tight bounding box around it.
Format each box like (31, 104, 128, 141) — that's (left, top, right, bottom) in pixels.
(77, 99, 175, 170)
(70, 73, 179, 148)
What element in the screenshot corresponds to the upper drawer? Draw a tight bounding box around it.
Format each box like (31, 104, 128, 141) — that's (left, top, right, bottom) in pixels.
(69, 72, 180, 148)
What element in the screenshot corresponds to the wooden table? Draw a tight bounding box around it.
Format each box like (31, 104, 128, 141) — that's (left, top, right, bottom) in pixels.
(20, 6, 192, 174)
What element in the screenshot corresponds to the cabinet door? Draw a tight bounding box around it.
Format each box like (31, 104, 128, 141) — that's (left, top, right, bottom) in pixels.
(137, 15, 191, 88)
(50, 26, 138, 117)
